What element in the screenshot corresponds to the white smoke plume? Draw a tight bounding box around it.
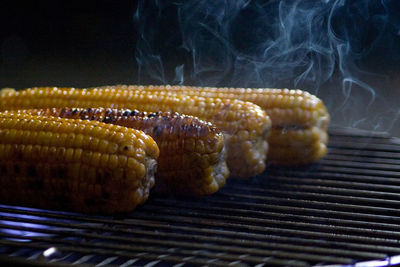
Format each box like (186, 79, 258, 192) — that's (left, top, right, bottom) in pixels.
(135, 0, 400, 135)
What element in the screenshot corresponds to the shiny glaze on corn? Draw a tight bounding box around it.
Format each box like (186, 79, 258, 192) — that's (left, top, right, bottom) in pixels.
(0, 87, 271, 178)
(99, 85, 329, 165)
(0, 112, 159, 214)
(13, 108, 229, 196)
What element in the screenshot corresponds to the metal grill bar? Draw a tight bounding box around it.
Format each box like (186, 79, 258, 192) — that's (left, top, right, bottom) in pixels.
(0, 213, 388, 262)
(0, 128, 400, 266)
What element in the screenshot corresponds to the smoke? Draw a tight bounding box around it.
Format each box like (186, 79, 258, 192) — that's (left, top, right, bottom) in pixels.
(134, 0, 400, 134)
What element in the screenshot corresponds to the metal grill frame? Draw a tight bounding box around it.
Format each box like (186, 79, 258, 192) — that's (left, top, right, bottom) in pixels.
(0, 127, 400, 266)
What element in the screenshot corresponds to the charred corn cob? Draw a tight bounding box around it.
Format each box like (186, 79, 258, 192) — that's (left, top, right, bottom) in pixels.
(99, 85, 329, 165)
(10, 108, 229, 196)
(0, 112, 159, 214)
(0, 87, 271, 178)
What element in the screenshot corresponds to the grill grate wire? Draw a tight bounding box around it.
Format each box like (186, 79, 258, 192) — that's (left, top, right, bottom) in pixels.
(0, 127, 399, 266)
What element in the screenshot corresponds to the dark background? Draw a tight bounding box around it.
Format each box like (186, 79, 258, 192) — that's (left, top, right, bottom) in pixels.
(0, 1, 140, 88)
(0, 1, 399, 136)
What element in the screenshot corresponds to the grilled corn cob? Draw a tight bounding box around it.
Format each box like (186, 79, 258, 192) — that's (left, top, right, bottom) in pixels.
(99, 85, 329, 165)
(10, 108, 229, 196)
(0, 112, 159, 214)
(0, 87, 271, 178)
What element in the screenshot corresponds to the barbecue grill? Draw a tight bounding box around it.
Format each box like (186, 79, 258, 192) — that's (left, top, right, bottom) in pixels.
(0, 127, 399, 266)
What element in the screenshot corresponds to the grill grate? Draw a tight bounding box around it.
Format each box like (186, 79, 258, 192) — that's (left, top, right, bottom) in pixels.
(1, 127, 400, 266)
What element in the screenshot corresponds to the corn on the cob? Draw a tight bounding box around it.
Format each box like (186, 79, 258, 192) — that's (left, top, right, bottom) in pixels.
(0, 112, 159, 214)
(98, 85, 329, 165)
(0, 87, 271, 178)
(10, 108, 229, 196)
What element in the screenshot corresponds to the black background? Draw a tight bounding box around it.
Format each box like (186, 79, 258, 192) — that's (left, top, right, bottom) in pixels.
(0, 1, 139, 88)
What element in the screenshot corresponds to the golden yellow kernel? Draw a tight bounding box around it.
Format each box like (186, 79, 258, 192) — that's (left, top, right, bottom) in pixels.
(134, 148, 145, 161)
(111, 131, 125, 144)
(20, 130, 31, 144)
(73, 148, 83, 161)
(82, 135, 92, 150)
(107, 142, 118, 154)
(65, 133, 76, 148)
(89, 137, 100, 151)
(8, 129, 17, 143)
(58, 121, 71, 133)
(136, 162, 146, 179)
(55, 147, 66, 161)
(118, 155, 128, 167)
(97, 139, 109, 153)
(108, 154, 119, 169)
(100, 154, 109, 167)
(90, 152, 101, 166)
(64, 148, 74, 162)
(73, 134, 84, 148)
(127, 157, 140, 170)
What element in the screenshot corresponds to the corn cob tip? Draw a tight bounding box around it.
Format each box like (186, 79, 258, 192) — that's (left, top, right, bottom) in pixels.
(0, 112, 159, 214)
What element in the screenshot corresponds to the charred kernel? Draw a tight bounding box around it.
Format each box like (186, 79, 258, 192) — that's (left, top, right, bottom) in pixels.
(122, 109, 131, 116)
(103, 116, 112, 123)
(130, 109, 139, 116)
